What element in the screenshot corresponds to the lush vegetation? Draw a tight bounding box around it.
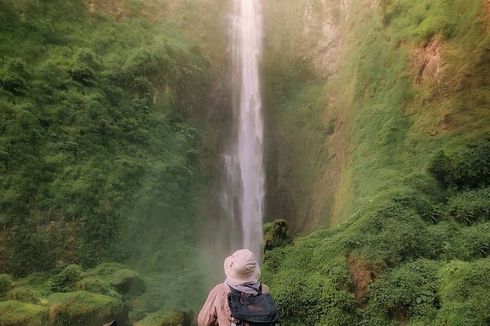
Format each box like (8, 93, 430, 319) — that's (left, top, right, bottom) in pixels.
(0, 0, 211, 323)
(262, 0, 490, 325)
(1, 0, 489, 325)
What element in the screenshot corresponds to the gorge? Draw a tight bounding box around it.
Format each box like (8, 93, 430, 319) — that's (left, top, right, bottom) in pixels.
(0, 0, 489, 325)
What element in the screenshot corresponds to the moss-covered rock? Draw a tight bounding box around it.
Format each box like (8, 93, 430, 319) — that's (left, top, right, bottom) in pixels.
(0, 300, 48, 326)
(134, 310, 193, 326)
(111, 269, 146, 297)
(264, 219, 293, 252)
(6, 286, 41, 304)
(85, 263, 146, 298)
(75, 277, 121, 299)
(47, 291, 129, 326)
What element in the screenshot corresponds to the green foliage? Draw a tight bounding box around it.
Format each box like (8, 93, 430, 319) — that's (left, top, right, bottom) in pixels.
(69, 49, 98, 85)
(436, 259, 490, 325)
(263, 0, 490, 324)
(271, 270, 358, 325)
(0, 58, 30, 95)
(0, 0, 210, 315)
(0, 274, 13, 297)
(5, 224, 56, 277)
(447, 188, 490, 225)
(353, 202, 440, 266)
(365, 260, 440, 324)
(429, 138, 490, 189)
(49, 265, 82, 293)
(382, 0, 483, 42)
(0, 0, 208, 283)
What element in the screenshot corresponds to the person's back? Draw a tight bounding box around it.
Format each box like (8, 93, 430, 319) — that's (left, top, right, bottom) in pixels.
(197, 249, 274, 326)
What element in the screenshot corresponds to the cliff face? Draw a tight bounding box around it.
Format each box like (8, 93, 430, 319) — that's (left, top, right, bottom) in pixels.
(263, 0, 353, 232)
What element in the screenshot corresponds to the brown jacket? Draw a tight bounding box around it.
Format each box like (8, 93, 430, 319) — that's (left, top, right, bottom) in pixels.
(197, 283, 270, 326)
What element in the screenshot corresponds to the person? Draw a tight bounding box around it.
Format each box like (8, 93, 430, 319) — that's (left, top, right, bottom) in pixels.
(197, 249, 271, 326)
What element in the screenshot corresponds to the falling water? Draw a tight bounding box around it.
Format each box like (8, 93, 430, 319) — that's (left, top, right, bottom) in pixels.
(221, 0, 264, 257)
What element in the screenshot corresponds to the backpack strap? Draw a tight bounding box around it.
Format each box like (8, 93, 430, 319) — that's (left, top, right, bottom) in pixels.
(241, 283, 262, 295)
(227, 283, 262, 295)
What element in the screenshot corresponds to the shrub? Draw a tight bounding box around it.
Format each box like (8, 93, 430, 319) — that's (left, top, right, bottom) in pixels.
(49, 264, 83, 293)
(0, 58, 29, 95)
(0, 274, 13, 296)
(271, 270, 358, 325)
(436, 259, 490, 325)
(447, 188, 490, 225)
(366, 260, 441, 323)
(354, 202, 438, 265)
(429, 138, 490, 189)
(69, 49, 98, 85)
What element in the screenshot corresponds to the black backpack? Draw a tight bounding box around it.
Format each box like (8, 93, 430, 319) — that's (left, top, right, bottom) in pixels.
(227, 284, 280, 325)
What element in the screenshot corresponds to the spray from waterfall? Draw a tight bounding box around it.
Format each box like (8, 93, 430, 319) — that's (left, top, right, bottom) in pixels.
(221, 0, 264, 258)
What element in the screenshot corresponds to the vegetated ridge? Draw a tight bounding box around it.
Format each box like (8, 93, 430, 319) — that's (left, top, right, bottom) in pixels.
(262, 0, 490, 325)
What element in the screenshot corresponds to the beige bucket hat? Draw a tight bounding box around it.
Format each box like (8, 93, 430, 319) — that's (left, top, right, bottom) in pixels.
(224, 249, 261, 285)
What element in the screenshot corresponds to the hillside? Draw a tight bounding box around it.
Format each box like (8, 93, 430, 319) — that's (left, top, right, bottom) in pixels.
(261, 0, 490, 324)
(0, 0, 219, 323)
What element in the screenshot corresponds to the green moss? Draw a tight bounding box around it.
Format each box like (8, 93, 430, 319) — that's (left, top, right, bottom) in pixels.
(6, 286, 41, 304)
(0, 300, 48, 326)
(264, 219, 293, 252)
(75, 277, 120, 299)
(16, 273, 51, 296)
(111, 269, 146, 297)
(47, 291, 128, 326)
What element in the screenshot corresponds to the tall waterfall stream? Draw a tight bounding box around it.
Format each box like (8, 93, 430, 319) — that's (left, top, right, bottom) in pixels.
(221, 0, 264, 257)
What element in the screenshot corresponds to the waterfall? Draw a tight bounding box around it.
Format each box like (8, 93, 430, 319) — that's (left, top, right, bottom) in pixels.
(221, 0, 264, 257)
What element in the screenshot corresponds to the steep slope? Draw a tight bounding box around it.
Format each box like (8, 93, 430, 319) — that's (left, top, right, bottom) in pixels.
(262, 0, 490, 324)
(0, 0, 222, 319)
